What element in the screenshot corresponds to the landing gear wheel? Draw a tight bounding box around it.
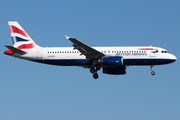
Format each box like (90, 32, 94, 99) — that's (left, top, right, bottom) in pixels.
(151, 71, 155, 75)
(150, 65, 155, 76)
(90, 67, 96, 73)
(93, 73, 99, 79)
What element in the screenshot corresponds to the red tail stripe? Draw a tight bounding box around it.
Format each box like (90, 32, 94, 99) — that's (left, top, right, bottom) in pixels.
(17, 43, 35, 49)
(9, 25, 28, 37)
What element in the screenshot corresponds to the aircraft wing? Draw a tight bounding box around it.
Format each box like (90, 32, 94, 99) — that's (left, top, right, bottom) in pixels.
(65, 35, 105, 60)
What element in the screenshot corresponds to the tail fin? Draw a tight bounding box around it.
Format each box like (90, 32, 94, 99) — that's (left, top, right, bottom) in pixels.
(8, 21, 40, 49)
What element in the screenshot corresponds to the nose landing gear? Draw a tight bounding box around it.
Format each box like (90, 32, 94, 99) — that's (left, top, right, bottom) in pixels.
(151, 65, 155, 75)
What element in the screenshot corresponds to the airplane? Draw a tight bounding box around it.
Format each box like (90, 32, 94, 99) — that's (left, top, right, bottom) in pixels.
(4, 21, 177, 79)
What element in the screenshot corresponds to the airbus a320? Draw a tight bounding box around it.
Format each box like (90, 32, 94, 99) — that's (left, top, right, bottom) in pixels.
(4, 21, 177, 79)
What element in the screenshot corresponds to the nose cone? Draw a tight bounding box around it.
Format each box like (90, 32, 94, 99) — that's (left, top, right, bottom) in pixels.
(169, 54, 177, 63)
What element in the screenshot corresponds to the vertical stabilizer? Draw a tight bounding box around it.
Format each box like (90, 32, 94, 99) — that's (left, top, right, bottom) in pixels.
(8, 21, 40, 49)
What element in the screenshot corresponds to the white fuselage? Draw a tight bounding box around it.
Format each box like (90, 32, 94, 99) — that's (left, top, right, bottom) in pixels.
(12, 46, 176, 67)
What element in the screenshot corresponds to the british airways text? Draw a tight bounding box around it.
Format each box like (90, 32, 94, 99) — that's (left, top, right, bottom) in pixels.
(116, 52, 147, 56)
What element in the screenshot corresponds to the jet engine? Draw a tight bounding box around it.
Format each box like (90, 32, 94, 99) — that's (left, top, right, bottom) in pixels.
(98, 56, 123, 66)
(103, 66, 127, 75)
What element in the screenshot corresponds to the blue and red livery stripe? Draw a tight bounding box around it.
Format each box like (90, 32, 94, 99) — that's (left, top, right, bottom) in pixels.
(138, 48, 157, 51)
(17, 43, 36, 49)
(9, 25, 28, 37)
(138, 48, 158, 53)
(13, 36, 29, 42)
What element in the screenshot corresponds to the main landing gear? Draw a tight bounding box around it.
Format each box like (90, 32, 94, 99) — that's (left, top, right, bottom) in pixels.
(90, 67, 99, 79)
(151, 65, 155, 75)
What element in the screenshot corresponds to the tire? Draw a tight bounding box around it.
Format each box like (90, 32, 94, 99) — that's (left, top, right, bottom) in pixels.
(93, 73, 99, 79)
(90, 67, 96, 73)
(151, 71, 155, 75)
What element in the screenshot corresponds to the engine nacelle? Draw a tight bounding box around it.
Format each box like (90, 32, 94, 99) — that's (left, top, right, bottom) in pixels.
(103, 66, 127, 75)
(98, 56, 123, 66)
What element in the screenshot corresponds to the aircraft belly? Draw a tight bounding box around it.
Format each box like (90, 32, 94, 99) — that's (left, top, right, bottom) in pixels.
(32, 59, 90, 66)
(124, 58, 175, 65)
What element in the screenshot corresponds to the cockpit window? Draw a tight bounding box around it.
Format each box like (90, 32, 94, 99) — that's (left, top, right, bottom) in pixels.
(161, 50, 169, 53)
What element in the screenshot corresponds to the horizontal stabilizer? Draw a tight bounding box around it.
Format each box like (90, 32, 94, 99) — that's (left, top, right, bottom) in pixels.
(5, 45, 26, 54)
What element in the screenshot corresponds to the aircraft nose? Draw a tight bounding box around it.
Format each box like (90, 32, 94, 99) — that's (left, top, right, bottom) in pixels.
(169, 54, 177, 62)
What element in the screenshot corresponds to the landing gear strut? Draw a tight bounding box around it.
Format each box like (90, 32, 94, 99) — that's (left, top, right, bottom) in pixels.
(151, 65, 155, 75)
(90, 59, 100, 79)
